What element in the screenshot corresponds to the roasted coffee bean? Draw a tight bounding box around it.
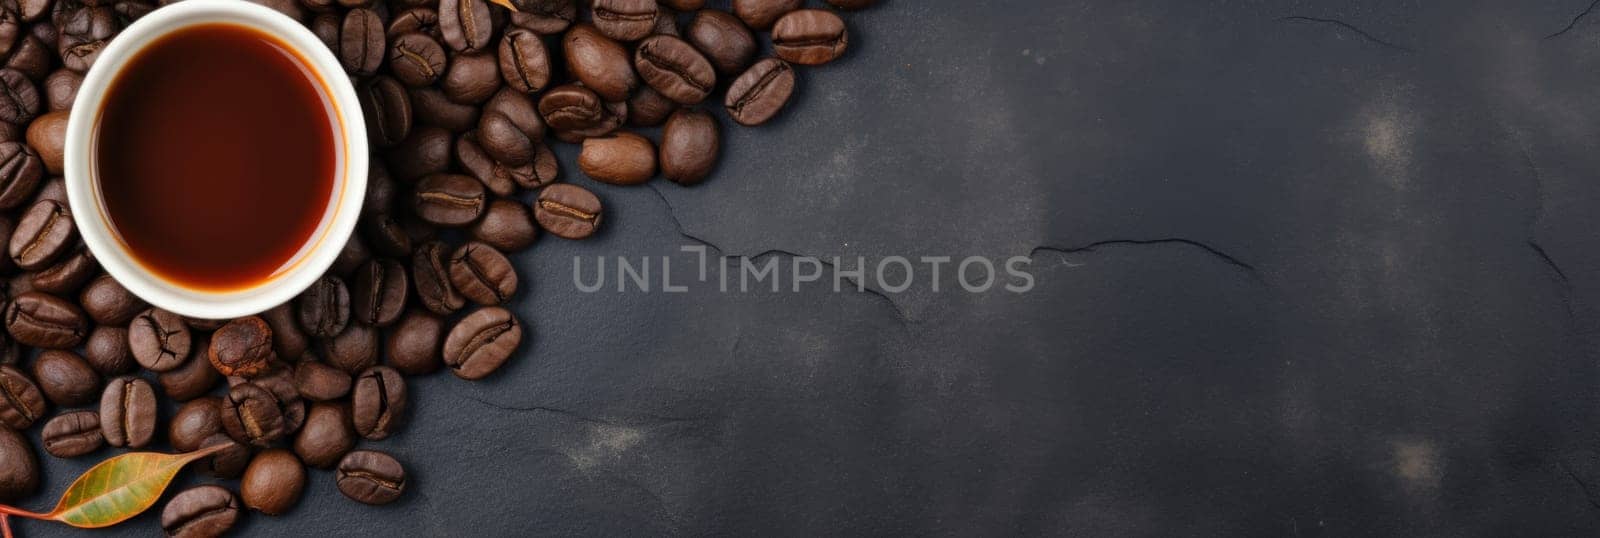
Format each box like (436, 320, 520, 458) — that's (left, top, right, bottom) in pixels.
(386, 124, 453, 182)
(294, 358, 351, 401)
(30, 246, 93, 294)
(322, 323, 379, 374)
(351, 258, 408, 327)
(456, 132, 515, 196)
(825, 0, 876, 9)
(351, 366, 405, 440)
(41, 410, 102, 458)
(408, 86, 480, 132)
(363, 162, 398, 219)
(362, 212, 414, 258)
(534, 183, 602, 239)
(281, 398, 306, 435)
(99, 376, 156, 448)
(497, 26, 549, 93)
(6, 290, 86, 348)
(592, 0, 656, 42)
(443, 306, 522, 379)
(389, 32, 448, 87)
(470, 199, 538, 251)
(43, 68, 80, 112)
(439, 0, 492, 52)
(297, 275, 350, 339)
(412, 240, 465, 315)
(309, 12, 338, 50)
(772, 9, 847, 65)
(0, 425, 38, 501)
(660, 108, 719, 185)
(388, 7, 440, 39)
(28, 175, 62, 205)
(56, 6, 116, 73)
(210, 316, 275, 377)
(333, 233, 372, 278)
(24, 111, 63, 174)
(83, 325, 135, 375)
(441, 51, 500, 105)
(18, 0, 49, 23)
(10, 198, 73, 270)
(579, 131, 656, 185)
(0, 365, 46, 429)
(386, 308, 444, 375)
(414, 173, 486, 226)
(724, 57, 794, 126)
(159, 335, 221, 401)
(338, 8, 384, 75)
(32, 350, 98, 407)
(478, 111, 534, 165)
(336, 450, 406, 505)
(26, 20, 51, 51)
(484, 85, 545, 138)
(635, 35, 715, 104)
(509, 0, 574, 34)
(7, 34, 53, 81)
(626, 85, 676, 127)
(262, 302, 309, 361)
(241, 448, 305, 515)
(129, 307, 191, 372)
(162, 485, 241, 538)
(448, 241, 517, 305)
(0, 142, 41, 209)
(80, 273, 144, 324)
(0, 69, 39, 123)
(169, 397, 222, 452)
(294, 402, 353, 468)
(686, 9, 754, 75)
(732, 0, 799, 29)
(197, 434, 250, 478)
(563, 24, 636, 102)
(359, 75, 412, 149)
(221, 383, 285, 447)
(538, 83, 615, 134)
(231, 366, 299, 404)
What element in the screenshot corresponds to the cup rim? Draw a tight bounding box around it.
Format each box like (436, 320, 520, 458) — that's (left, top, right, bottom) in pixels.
(64, 0, 367, 320)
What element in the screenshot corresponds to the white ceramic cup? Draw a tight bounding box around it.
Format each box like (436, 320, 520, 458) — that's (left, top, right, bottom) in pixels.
(65, 0, 367, 320)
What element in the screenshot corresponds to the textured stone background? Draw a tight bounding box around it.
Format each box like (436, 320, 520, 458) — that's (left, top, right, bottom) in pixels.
(24, 0, 1600, 535)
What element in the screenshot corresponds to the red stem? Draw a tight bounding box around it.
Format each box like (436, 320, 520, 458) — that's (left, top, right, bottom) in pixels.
(2, 512, 12, 538)
(0, 505, 46, 520)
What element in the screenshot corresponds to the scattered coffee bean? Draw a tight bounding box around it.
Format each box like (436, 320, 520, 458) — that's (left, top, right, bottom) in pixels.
(509, 0, 575, 35)
(771, 9, 848, 66)
(210, 316, 275, 377)
(0, 364, 46, 429)
(0, 142, 42, 210)
(162, 485, 241, 538)
(323, 322, 380, 374)
(660, 108, 720, 185)
(386, 124, 453, 181)
(412, 240, 466, 315)
(80, 273, 145, 324)
(351, 365, 406, 439)
(31, 349, 97, 406)
(294, 358, 352, 401)
(297, 275, 351, 339)
(498, 26, 550, 93)
(262, 302, 310, 361)
(408, 86, 481, 132)
(128, 307, 190, 372)
(687, 9, 755, 75)
(294, 402, 354, 468)
(6, 290, 87, 348)
(535, 183, 603, 239)
(626, 85, 676, 127)
(336, 450, 406, 505)
(592, 0, 656, 42)
(0, 425, 38, 501)
(448, 241, 517, 305)
(479, 111, 535, 166)
(159, 334, 221, 401)
(359, 75, 413, 148)
(221, 382, 286, 447)
(438, 0, 492, 52)
(169, 397, 223, 453)
(386, 308, 445, 375)
(732, 0, 800, 30)
(40, 410, 102, 458)
(82, 325, 134, 375)
(351, 258, 408, 327)
(470, 198, 539, 251)
(99, 376, 156, 448)
(443, 306, 523, 380)
(30, 246, 93, 294)
(413, 173, 486, 226)
(388, 7, 440, 40)
(725, 57, 795, 126)
(563, 24, 636, 101)
(10, 198, 73, 270)
(441, 50, 500, 104)
(635, 35, 716, 104)
(388, 32, 448, 87)
(579, 131, 656, 185)
(23, 109, 63, 173)
(241, 448, 305, 515)
(338, 8, 384, 76)
(43, 68, 79, 111)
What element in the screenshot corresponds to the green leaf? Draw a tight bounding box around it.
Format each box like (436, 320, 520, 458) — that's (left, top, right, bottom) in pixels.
(42, 445, 223, 528)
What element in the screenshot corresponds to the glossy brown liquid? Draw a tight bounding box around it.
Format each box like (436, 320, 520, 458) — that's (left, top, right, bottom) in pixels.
(96, 24, 338, 291)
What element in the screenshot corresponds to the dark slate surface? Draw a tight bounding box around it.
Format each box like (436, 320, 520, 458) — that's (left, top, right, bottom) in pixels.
(23, 0, 1600, 535)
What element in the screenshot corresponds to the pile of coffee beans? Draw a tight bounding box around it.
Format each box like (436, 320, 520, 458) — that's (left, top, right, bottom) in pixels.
(0, 0, 873, 534)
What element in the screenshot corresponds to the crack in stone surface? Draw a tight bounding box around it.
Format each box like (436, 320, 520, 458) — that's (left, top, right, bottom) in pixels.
(1546, 0, 1600, 39)
(1031, 239, 1265, 284)
(1280, 16, 1414, 52)
(1559, 452, 1600, 508)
